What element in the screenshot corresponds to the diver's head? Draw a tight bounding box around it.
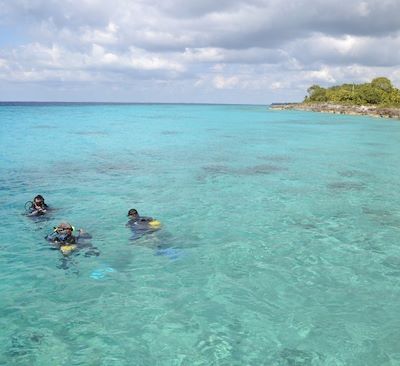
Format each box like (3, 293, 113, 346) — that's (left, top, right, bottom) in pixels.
(34, 195, 45, 207)
(127, 208, 139, 219)
(55, 222, 73, 233)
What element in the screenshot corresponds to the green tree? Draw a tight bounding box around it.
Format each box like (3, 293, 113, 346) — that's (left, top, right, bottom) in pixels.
(371, 77, 393, 92)
(303, 77, 400, 107)
(306, 85, 328, 102)
(356, 84, 383, 104)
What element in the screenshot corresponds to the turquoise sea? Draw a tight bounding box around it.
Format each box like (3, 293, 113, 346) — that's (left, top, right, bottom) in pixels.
(1, 103, 400, 365)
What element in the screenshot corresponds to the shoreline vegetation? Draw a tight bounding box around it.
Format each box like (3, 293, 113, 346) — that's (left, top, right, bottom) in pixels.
(270, 77, 400, 120)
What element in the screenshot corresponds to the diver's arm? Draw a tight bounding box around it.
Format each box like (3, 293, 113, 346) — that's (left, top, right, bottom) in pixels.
(76, 229, 92, 240)
(27, 210, 39, 217)
(41, 204, 49, 213)
(28, 206, 46, 216)
(126, 219, 138, 227)
(45, 232, 58, 242)
(36, 205, 47, 214)
(27, 204, 38, 216)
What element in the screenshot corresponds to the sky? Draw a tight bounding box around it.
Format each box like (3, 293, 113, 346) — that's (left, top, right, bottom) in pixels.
(0, 0, 400, 104)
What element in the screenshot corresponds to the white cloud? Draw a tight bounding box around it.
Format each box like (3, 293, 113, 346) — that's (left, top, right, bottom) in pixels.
(304, 67, 336, 83)
(270, 82, 283, 90)
(128, 49, 185, 72)
(356, 1, 370, 16)
(0, 58, 8, 68)
(183, 48, 224, 63)
(212, 63, 226, 72)
(213, 75, 240, 89)
(289, 32, 400, 68)
(0, 42, 186, 83)
(80, 22, 119, 45)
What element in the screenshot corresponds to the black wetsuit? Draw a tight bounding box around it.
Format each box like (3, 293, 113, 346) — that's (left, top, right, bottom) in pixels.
(45, 231, 99, 259)
(126, 216, 156, 240)
(28, 202, 49, 216)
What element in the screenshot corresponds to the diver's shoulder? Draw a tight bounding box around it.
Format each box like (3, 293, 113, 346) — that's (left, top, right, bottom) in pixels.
(138, 216, 153, 222)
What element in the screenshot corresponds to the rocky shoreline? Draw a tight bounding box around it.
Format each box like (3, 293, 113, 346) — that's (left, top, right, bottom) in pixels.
(270, 102, 400, 120)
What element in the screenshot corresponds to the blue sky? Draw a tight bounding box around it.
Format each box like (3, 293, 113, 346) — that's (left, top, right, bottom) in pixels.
(0, 0, 400, 103)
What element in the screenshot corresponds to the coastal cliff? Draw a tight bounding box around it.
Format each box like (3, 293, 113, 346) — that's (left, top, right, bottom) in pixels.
(270, 103, 400, 120)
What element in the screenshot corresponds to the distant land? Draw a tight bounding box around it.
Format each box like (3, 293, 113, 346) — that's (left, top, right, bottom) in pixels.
(271, 77, 400, 120)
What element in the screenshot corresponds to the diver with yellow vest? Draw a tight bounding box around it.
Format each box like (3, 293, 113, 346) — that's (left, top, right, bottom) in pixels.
(45, 222, 98, 257)
(126, 208, 183, 260)
(126, 208, 161, 240)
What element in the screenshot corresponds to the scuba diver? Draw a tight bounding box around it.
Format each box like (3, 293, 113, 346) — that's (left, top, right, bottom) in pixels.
(126, 208, 161, 241)
(46, 222, 77, 245)
(45, 222, 99, 257)
(126, 209, 182, 260)
(26, 195, 49, 216)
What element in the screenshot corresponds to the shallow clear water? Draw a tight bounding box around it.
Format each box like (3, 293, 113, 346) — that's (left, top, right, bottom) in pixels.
(1, 103, 400, 365)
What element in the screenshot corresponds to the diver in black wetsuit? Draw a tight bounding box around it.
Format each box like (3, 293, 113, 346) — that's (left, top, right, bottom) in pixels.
(27, 195, 49, 216)
(126, 208, 161, 240)
(45, 222, 77, 245)
(45, 222, 99, 257)
(126, 209, 181, 259)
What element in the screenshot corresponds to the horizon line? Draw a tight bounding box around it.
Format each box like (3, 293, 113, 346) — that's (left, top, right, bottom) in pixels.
(0, 101, 270, 106)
